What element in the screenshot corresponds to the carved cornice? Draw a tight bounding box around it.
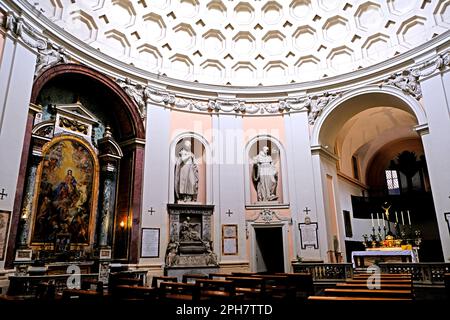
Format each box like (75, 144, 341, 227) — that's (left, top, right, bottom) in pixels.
(144, 85, 340, 122)
(3, 12, 70, 77)
(380, 50, 450, 101)
(412, 50, 450, 78)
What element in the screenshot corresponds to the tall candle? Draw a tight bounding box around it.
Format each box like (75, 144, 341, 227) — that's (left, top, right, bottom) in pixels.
(377, 212, 380, 227)
(401, 211, 405, 225)
(395, 211, 398, 223)
(383, 213, 386, 227)
(371, 213, 374, 227)
(407, 210, 411, 225)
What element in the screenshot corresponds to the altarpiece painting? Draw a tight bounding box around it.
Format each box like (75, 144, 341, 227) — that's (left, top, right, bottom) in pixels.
(31, 137, 98, 246)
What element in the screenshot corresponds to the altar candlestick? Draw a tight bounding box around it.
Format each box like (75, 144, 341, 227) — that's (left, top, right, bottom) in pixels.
(407, 210, 411, 225)
(401, 211, 405, 225)
(371, 213, 374, 227)
(377, 212, 380, 227)
(395, 211, 398, 223)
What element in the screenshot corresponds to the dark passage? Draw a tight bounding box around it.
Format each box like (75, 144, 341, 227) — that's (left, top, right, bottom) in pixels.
(255, 227, 284, 273)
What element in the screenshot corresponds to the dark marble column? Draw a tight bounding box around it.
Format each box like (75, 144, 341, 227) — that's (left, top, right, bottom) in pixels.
(98, 165, 118, 247)
(17, 154, 42, 247)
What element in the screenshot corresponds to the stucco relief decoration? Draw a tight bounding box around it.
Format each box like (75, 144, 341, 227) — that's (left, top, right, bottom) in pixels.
(59, 117, 88, 135)
(116, 78, 148, 120)
(302, 92, 340, 125)
(3, 12, 69, 77)
(146, 85, 337, 120)
(412, 50, 450, 78)
(382, 69, 422, 100)
(35, 43, 69, 77)
(260, 209, 275, 223)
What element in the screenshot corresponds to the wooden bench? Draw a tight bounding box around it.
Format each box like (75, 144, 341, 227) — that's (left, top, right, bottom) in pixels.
(324, 288, 412, 299)
(251, 274, 291, 300)
(159, 282, 199, 301)
(62, 288, 103, 301)
(151, 276, 178, 288)
(336, 282, 412, 290)
(196, 279, 235, 301)
(308, 295, 412, 302)
(113, 285, 156, 301)
(182, 274, 208, 283)
(277, 273, 314, 299)
(225, 276, 265, 301)
(346, 279, 412, 285)
(208, 273, 231, 280)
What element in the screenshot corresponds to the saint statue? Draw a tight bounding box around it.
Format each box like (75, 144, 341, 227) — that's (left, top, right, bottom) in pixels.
(174, 140, 199, 202)
(252, 146, 278, 202)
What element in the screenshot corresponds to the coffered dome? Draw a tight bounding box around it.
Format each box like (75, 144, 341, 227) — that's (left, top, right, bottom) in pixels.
(30, 0, 449, 86)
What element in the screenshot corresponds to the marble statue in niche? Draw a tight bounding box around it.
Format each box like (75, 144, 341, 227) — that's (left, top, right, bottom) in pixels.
(174, 140, 199, 203)
(252, 146, 278, 202)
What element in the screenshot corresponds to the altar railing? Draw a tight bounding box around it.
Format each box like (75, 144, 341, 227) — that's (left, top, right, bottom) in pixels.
(292, 263, 353, 281)
(379, 262, 450, 284)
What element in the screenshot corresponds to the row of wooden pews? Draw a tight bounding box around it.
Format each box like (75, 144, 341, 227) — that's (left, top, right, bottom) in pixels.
(104, 272, 314, 303)
(308, 273, 413, 303)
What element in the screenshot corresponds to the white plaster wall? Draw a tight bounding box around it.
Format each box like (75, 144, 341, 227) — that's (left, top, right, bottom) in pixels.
(317, 156, 347, 261)
(139, 105, 171, 266)
(284, 112, 322, 261)
(420, 73, 450, 260)
(0, 38, 36, 270)
(212, 115, 247, 263)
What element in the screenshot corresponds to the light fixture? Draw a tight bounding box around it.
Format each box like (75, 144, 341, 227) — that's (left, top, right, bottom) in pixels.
(119, 220, 125, 229)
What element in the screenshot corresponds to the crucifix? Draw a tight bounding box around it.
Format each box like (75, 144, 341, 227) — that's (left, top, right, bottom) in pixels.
(148, 207, 155, 215)
(303, 207, 311, 215)
(226, 209, 233, 217)
(0, 188, 7, 200)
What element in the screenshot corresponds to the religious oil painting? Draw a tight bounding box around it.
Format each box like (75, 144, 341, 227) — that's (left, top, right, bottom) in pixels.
(31, 137, 97, 245)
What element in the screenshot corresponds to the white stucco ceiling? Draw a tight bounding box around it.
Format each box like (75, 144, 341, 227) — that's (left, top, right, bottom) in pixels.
(29, 0, 450, 86)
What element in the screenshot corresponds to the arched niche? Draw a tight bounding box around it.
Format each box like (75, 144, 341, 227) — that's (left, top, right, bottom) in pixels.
(245, 135, 288, 206)
(169, 133, 212, 204)
(6, 64, 145, 268)
(30, 135, 99, 246)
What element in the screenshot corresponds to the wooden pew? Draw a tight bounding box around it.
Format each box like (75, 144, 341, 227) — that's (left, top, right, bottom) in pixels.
(62, 288, 103, 302)
(225, 276, 265, 301)
(196, 279, 235, 302)
(113, 285, 156, 301)
(277, 273, 314, 299)
(346, 279, 412, 285)
(324, 288, 412, 299)
(250, 275, 291, 300)
(159, 282, 199, 301)
(336, 282, 412, 290)
(308, 295, 412, 302)
(208, 273, 231, 280)
(182, 274, 208, 283)
(445, 273, 450, 297)
(151, 276, 178, 288)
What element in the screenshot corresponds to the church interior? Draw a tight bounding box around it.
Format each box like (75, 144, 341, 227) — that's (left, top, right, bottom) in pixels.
(0, 0, 449, 310)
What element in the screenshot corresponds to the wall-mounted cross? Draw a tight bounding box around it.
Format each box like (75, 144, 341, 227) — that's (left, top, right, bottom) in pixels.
(0, 188, 7, 200)
(148, 207, 155, 215)
(303, 207, 311, 215)
(226, 209, 233, 217)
